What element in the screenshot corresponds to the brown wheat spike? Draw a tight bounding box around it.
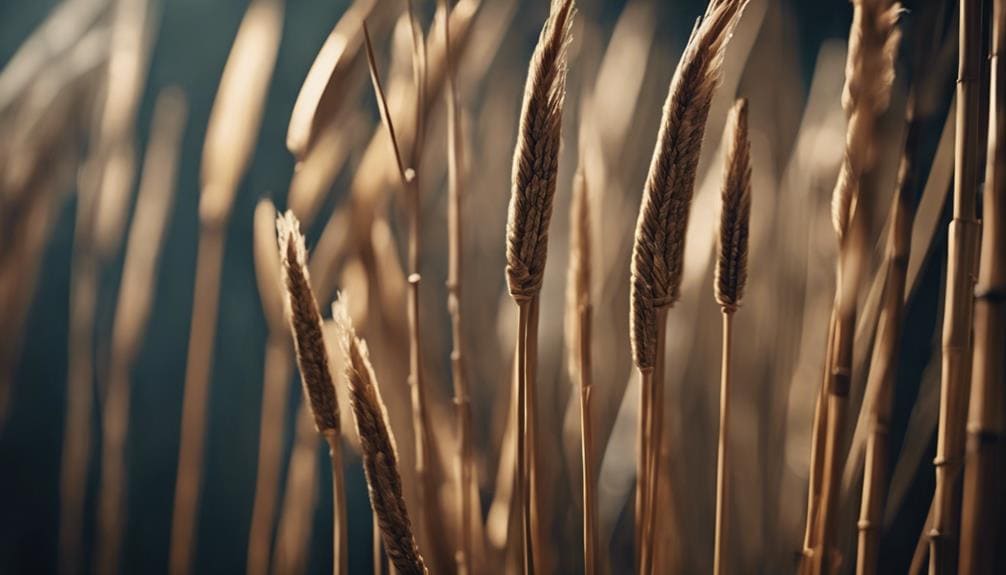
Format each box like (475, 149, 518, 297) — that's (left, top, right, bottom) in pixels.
(505, 0, 575, 302)
(277, 210, 348, 575)
(332, 299, 428, 575)
(277, 211, 340, 434)
(715, 98, 751, 314)
(712, 97, 751, 575)
(629, 0, 745, 371)
(629, 2, 744, 572)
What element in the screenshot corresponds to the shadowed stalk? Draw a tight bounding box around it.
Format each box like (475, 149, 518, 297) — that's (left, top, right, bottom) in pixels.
(95, 87, 186, 575)
(856, 92, 925, 575)
(170, 2, 283, 574)
(809, 2, 901, 572)
(566, 161, 595, 575)
(277, 211, 347, 575)
(930, 0, 986, 571)
(959, 0, 1005, 571)
(504, 1, 575, 571)
(441, 0, 475, 572)
(628, 2, 745, 572)
(247, 199, 293, 575)
(363, 20, 436, 563)
(713, 98, 751, 575)
(271, 406, 320, 575)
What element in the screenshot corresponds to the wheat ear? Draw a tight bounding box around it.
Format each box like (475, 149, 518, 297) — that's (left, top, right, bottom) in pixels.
(333, 298, 428, 575)
(505, 1, 575, 571)
(713, 98, 751, 575)
(628, 2, 745, 572)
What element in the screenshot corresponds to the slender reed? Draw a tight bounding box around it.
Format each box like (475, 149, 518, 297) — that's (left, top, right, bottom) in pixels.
(856, 94, 925, 575)
(713, 98, 751, 575)
(930, 0, 986, 571)
(270, 406, 321, 575)
(170, 2, 283, 573)
(809, 2, 901, 573)
(247, 199, 294, 575)
(959, 0, 1005, 571)
(363, 20, 436, 560)
(332, 299, 428, 575)
(628, 2, 744, 572)
(566, 162, 595, 575)
(277, 211, 348, 575)
(504, 0, 575, 570)
(95, 88, 186, 575)
(441, 0, 475, 572)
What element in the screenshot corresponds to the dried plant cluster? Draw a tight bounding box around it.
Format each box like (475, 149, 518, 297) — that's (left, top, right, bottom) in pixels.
(4, 0, 1006, 574)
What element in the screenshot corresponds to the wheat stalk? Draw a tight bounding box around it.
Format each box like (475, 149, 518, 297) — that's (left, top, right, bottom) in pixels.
(277, 211, 348, 575)
(958, 0, 1005, 571)
(803, 2, 901, 573)
(95, 87, 186, 575)
(440, 0, 476, 572)
(713, 98, 751, 575)
(566, 158, 596, 575)
(170, 3, 283, 573)
(332, 298, 428, 575)
(504, 0, 575, 571)
(628, 2, 745, 572)
(929, 0, 986, 571)
(247, 198, 293, 575)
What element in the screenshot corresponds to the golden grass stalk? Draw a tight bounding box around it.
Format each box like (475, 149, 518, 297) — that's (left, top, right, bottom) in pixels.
(958, 0, 1005, 570)
(287, 0, 377, 161)
(95, 87, 186, 575)
(441, 0, 475, 572)
(713, 98, 751, 575)
(929, 0, 985, 571)
(270, 406, 321, 575)
(170, 2, 283, 574)
(504, 1, 575, 571)
(855, 94, 925, 575)
(332, 298, 428, 575)
(363, 20, 438, 562)
(628, 1, 744, 571)
(566, 160, 595, 575)
(805, 2, 901, 573)
(277, 211, 348, 575)
(246, 199, 293, 575)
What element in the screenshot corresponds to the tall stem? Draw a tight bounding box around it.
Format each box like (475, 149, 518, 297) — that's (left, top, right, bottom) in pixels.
(326, 433, 348, 575)
(714, 311, 734, 575)
(579, 303, 595, 575)
(931, 0, 985, 571)
(642, 307, 669, 575)
(515, 302, 531, 574)
(171, 223, 226, 575)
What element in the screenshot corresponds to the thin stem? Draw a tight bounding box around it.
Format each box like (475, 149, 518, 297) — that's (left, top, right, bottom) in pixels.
(578, 303, 595, 575)
(931, 0, 986, 571)
(714, 311, 734, 575)
(95, 357, 129, 575)
(526, 296, 545, 572)
(170, 223, 226, 575)
(643, 307, 669, 575)
(247, 334, 293, 575)
(374, 510, 384, 575)
(326, 433, 348, 575)
(515, 302, 531, 574)
(801, 310, 836, 574)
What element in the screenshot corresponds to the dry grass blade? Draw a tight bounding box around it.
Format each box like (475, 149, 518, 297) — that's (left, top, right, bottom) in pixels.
(441, 0, 476, 572)
(628, 2, 745, 572)
(959, 0, 1006, 571)
(333, 299, 428, 575)
(277, 211, 348, 575)
(170, 2, 283, 573)
(95, 87, 186, 575)
(504, 1, 576, 571)
(806, 2, 901, 572)
(713, 98, 751, 575)
(930, 0, 986, 570)
(287, 0, 377, 160)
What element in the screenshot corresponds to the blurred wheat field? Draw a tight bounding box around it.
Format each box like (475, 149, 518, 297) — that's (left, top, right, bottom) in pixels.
(1, 0, 1004, 574)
